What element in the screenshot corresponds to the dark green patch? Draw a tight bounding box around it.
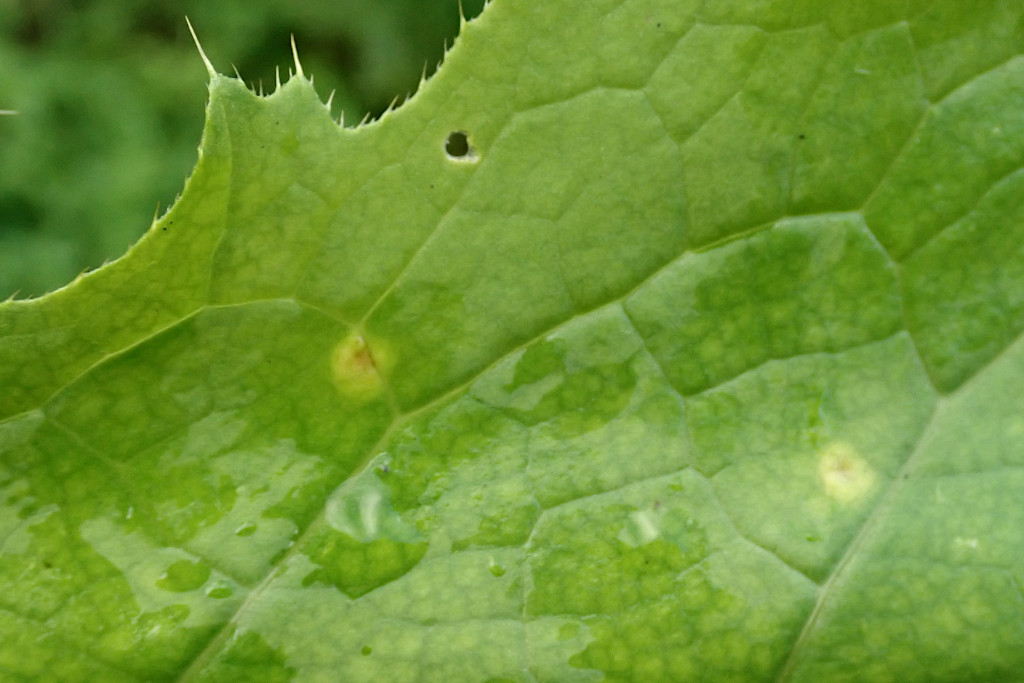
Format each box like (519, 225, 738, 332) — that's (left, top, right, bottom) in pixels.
(505, 339, 567, 391)
(527, 502, 709, 617)
(197, 629, 297, 682)
(302, 529, 428, 598)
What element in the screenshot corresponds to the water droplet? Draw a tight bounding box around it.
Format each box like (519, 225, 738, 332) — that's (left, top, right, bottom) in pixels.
(361, 646, 373, 656)
(156, 559, 210, 593)
(618, 509, 662, 547)
(206, 582, 234, 599)
(558, 622, 581, 641)
(488, 558, 506, 578)
(235, 522, 258, 537)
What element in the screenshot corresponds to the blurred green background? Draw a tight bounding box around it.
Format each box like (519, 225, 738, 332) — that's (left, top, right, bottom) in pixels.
(0, 0, 486, 299)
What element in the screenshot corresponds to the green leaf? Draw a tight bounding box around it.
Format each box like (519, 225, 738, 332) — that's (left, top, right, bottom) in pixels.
(0, 0, 485, 300)
(4, 1, 1024, 680)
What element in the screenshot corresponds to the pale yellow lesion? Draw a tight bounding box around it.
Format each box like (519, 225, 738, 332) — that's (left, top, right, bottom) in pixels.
(330, 331, 393, 401)
(818, 441, 876, 504)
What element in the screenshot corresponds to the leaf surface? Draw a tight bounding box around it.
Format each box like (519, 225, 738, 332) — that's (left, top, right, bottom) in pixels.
(3, 1, 1024, 681)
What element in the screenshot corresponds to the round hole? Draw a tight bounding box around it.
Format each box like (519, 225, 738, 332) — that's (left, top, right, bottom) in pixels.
(445, 131, 471, 158)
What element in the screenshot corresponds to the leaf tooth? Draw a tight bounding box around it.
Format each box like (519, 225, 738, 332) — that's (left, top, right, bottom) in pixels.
(290, 34, 305, 79)
(185, 17, 215, 79)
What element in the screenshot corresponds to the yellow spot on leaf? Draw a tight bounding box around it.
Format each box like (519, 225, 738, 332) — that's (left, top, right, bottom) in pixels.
(330, 332, 392, 401)
(818, 442, 876, 503)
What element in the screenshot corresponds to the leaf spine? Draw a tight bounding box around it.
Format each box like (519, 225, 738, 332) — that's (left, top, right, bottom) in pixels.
(185, 17, 216, 79)
(290, 35, 305, 79)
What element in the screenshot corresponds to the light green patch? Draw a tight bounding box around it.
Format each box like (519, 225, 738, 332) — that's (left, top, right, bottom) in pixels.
(79, 517, 242, 627)
(625, 214, 902, 396)
(689, 334, 935, 582)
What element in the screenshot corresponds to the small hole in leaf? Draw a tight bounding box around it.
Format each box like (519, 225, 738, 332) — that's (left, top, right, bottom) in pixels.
(445, 130, 476, 161)
(445, 131, 469, 156)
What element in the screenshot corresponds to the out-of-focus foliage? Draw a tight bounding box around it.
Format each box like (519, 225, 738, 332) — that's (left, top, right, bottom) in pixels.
(0, 0, 484, 299)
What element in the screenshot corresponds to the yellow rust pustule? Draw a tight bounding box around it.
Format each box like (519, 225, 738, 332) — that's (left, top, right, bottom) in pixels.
(330, 332, 392, 401)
